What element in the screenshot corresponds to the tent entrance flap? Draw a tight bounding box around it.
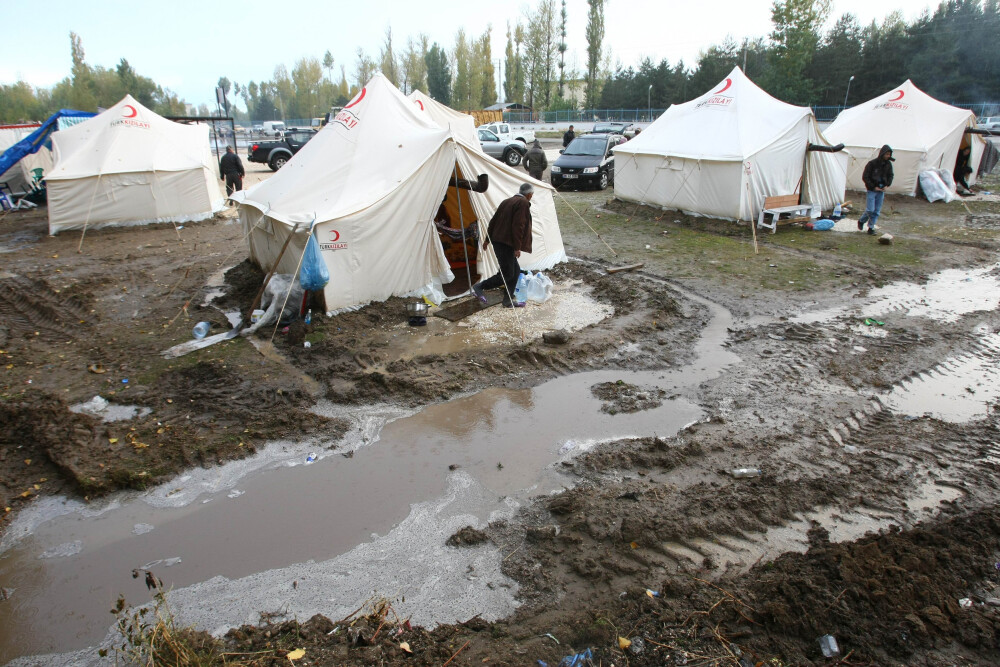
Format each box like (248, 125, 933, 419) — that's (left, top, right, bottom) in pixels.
(435, 163, 480, 293)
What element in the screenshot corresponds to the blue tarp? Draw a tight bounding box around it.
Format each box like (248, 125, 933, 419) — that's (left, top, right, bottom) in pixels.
(0, 109, 95, 180)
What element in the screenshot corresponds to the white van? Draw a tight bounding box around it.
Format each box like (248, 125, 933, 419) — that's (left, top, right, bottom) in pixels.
(261, 121, 286, 137)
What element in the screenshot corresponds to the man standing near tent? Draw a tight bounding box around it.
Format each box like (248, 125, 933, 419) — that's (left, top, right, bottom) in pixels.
(524, 140, 548, 181)
(219, 146, 245, 198)
(858, 145, 894, 235)
(563, 125, 575, 148)
(473, 183, 534, 308)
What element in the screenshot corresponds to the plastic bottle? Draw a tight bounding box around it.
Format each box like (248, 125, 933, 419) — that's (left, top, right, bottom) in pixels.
(513, 273, 528, 305)
(818, 635, 840, 658)
(832, 203, 842, 219)
(730, 467, 762, 478)
(192, 322, 210, 339)
(304, 309, 312, 325)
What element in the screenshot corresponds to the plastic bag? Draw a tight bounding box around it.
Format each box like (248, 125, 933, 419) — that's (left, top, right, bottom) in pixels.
(299, 232, 330, 291)
(525, 271, 553, 303)
(810, 218, 835, 231)
(918, 170, 955, 203)
(404, 277, 446, 307)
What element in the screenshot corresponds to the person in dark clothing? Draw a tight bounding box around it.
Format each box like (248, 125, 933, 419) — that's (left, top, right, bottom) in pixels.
(219, 146, 245, 198)
(524, 140, 548, 181)
(472, 183, 534, 308)
(954, 145, 973, 192)
(562, 125, 575, 148)
(858, 144, 894, 235)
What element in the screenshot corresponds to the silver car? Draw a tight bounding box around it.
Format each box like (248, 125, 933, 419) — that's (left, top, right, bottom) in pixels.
(478, 129, 525, 166)
(976, 116, 1000, 132)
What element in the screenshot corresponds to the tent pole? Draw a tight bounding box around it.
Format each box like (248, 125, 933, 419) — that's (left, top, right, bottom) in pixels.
(451, 159, 475, 292)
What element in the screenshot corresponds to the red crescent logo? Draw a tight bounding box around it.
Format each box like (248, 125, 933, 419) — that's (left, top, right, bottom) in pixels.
(713, 78, 732, 95)
(889, 90, 904, 101)
(344, 88, 366, 110)
(123, 105, 137, 118)
(415, 100, 425, 111)
(330, 230, 340, 242)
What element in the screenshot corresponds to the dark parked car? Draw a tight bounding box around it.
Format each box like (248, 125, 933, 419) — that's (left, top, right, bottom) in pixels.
(247, 129, 316, 171)
(550, 133, 625, 190)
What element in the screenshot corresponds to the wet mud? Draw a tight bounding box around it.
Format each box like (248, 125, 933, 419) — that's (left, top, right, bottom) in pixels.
(3, 174, 1000, 665)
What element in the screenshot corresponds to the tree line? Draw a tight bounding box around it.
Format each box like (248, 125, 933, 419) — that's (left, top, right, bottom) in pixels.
(2, 0, 997, 125)
(600, 0, 1000, 110)
(1, 33, 188, 123)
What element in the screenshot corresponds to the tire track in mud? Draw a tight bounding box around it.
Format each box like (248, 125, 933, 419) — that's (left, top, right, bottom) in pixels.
(0, 276, 92, 343)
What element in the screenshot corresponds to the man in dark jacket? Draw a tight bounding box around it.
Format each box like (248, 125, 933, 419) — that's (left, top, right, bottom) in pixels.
(524, 140, 548, 181)
(858, 144, 894, 235)
(562, 125, 575, 148)
(472, 183, 534, 308)
(219, 146, 245, 198)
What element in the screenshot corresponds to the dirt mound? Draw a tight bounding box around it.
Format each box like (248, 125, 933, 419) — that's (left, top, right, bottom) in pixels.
(0, 390, 106, 509)
(591, 380, 668, 414)
(446, 526, 490, 547)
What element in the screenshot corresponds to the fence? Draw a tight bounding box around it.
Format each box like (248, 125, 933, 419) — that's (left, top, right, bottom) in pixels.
(252, 101, 1000, 130)
(501, 103, 1000, 125)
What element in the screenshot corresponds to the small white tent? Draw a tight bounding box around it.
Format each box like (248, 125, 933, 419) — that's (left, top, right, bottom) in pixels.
(614, 67, 847, 220)
(0, 124, 52, 193)
(825, 80, 986, 195)
(232, 75, 565, 313)
(46, 95, 224, 234)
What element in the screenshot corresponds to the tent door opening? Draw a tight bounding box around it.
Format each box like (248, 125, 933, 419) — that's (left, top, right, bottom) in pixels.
(435, 164, 481, 297)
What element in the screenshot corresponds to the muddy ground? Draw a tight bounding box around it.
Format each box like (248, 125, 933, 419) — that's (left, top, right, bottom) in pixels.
(2, 166, 1000, 665)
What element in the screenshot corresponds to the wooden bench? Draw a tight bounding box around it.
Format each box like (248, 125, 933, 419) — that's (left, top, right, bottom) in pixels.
(756, 194, 813, 233)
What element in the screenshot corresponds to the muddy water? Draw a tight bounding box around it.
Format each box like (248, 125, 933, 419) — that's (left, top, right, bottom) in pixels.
(0, 285, 736, 663)
(885, 331, 1000, 422)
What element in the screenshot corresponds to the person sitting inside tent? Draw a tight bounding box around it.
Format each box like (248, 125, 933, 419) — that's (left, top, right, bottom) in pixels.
(954, 145, 973, 193)
(858, 145, 894, 235)
(219, 146, 245, 198)
(473, 183, 534, 308)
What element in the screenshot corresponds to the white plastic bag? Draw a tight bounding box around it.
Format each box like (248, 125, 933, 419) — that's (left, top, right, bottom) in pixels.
(526, 271, 553, 303)
(404, 276, 447, 306)
(918, 170, 954, 203)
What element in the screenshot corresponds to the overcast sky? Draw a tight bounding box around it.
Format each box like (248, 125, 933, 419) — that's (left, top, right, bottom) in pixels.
(0, 0, 931, 109)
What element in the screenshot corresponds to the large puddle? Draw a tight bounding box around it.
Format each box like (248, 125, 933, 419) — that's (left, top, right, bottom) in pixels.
(792, 262, 1000, 422)
(794, 262, 1000, 325)
(0, 283, 736, 664)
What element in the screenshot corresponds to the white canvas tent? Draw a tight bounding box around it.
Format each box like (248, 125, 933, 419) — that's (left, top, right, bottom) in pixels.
(824, 80, 987, 195)
(0, 124, 52, 193)
(614, 67, 847, 220)
(406, 89, 479, 148)
(232, 74, 565, 313)
(46, 95, 224, 234)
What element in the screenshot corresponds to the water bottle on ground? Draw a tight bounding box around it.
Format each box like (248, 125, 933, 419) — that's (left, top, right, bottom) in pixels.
(192, 322, 210, 339)
(818, 635, 840, 657)
(304, 309, 312, 325)
(513, 273, 528, 305)
(730, 467, 762, 478)
(832, 203, 842, 219)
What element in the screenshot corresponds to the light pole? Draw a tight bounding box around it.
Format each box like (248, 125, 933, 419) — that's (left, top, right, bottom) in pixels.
(843, 75, 855, 110)
(648, 84, 652, 122)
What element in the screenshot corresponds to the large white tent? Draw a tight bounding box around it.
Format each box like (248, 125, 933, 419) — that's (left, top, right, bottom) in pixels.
(406, 89, 479, 147)
(46, 95, 224, 234)
(232, 74, 565, 313)
(614, 67, 847, 221)
(825, 80, 986, 195)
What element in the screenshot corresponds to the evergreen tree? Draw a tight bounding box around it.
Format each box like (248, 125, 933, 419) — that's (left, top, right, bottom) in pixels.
(425, 42, 451, 105)
(584, 0, 606, 108)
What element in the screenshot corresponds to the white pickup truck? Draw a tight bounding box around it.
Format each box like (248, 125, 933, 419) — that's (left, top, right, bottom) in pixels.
(477, 122, 535, 145)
